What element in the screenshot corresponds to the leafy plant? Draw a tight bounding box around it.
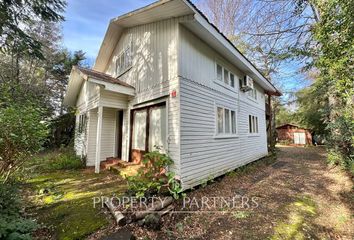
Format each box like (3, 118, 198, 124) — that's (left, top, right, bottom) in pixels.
(26, 148, 84, 173)
(126, 149, 184, 199)
(0, 103, 48, 182)
(0, 183, 38, 240)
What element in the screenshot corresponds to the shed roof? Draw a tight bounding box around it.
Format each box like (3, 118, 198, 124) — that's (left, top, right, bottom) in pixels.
(276, 123, 310, 130)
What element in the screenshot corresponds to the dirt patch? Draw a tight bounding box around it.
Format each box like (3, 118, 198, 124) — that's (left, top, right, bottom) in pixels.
(93, 147, 353, 240)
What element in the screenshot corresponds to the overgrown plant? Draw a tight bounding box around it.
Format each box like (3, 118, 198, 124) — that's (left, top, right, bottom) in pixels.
(126, 149, 183, 199)
(0, 183, 38, 240)
(0, 102, 48, 182)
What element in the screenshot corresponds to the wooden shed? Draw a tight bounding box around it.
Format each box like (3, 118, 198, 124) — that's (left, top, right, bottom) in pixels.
(276, 124, 312, 145)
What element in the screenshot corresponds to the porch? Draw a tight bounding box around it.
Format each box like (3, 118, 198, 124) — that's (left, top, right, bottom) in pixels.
(64, 66, 168, 174)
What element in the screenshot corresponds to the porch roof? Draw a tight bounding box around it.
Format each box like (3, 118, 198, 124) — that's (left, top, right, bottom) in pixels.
(63, 66, 135, 106)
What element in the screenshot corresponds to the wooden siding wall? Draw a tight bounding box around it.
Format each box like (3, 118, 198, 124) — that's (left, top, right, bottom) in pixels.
(105, 18, 179, 94)
(76, 81, 100, 112)
(86, 109, 97, 166)
(179, 25, 268, 188)
(100, 108, 117, 161)
(103, 18, 181, 171)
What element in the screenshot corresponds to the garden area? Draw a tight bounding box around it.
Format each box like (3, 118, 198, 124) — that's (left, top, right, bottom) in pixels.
(3, 149, 125, 240)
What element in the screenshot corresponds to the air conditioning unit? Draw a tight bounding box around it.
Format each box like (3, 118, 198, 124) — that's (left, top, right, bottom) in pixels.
(241, 75, 254, 92)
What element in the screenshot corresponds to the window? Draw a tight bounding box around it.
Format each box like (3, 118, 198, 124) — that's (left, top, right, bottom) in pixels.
(217, 64, 223, 81)
(248, 88, 258, 100)
(230, 73, 235, 87)
(231, 111, 236, 133)
(215, 63, 236, 89)
(249, 115, 259, 134)
(116, 42, 132, 76)
(217, 107, 224, 134)
(78, 114, 87, 133)
(224, 69, 229, 85)
(225, 109, 230, 133)
(216, 107, 237, 135)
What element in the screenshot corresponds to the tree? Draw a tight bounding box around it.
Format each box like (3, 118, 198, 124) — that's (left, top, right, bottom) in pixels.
(311, 0, 354, 168)
(0, 0, 66, 60)
(0, 101, 47, 182)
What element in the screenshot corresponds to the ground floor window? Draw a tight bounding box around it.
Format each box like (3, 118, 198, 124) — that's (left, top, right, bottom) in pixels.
(78, 113, 87, 133)
(249, 115, 259, 134)
(217, 106, 237, 135)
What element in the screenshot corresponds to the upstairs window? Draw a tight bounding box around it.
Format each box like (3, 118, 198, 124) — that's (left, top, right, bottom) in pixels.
(116, 42, 132, 76)
(249, 115, 259, 134)
(217, 106, 237, 135)
(224, 69, 229, 85)
(217, 64, 223, 81)
(215, 63, 236, 89)
(248, 88, 258, 100)
(230, 73, 235, 87)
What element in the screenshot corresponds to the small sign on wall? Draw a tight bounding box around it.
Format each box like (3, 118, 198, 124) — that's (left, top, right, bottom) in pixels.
(171, 90, 177, 98)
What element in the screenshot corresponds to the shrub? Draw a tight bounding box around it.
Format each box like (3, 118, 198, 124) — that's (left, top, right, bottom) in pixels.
(0, 103, 48, 182)
(126, 149, 183, 199)
(26, 148, 84, 173)
(0, 183, 38, 240)
(47, 148, 84, 170)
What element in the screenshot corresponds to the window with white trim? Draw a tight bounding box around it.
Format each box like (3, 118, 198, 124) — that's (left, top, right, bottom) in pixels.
(217, 107, 237, 135)
(216, 63, 236, 89)
(248, 88, 258, 100)
(249, 115, 259, 134)
(78, 114, 87, 133)
(116, 42, 132, 76)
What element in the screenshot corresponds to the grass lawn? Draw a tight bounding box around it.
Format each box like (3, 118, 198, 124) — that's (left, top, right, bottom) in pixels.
(22, 151, 126, 240)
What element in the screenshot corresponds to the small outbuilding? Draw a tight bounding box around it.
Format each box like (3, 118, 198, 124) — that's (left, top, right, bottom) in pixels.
(276, 124, 312, 145)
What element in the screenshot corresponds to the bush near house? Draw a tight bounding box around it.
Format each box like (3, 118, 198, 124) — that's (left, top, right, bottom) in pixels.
(126, 150, 183, 199)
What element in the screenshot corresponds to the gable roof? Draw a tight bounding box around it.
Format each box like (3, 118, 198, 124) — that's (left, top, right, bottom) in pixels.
(76, 66, 134, 88)
(93, 0, 281, 96)
(63, 66, 134, 106)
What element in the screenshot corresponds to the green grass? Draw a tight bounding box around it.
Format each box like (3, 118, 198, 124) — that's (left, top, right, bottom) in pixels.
(271, 196, 317, 240)
(23, 152, 127, 240)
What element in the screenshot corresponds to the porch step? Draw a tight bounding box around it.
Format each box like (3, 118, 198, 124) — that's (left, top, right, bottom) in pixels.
(101, 158, 138, 170)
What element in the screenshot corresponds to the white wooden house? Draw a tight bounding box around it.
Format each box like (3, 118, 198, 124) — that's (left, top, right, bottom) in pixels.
(63, 0, 281, 189)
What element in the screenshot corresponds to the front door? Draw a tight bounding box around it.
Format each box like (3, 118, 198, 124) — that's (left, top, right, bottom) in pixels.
(130, 102, 166, 163)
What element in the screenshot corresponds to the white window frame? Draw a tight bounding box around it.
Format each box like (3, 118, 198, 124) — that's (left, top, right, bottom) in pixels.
(116, 41, 133, 77)
(78, 113, 87, 134)
(215, 105, 238, 138)
(248, 114, 259, 135)
(247, 88, 258, 101)
(214, 62, 237, 91)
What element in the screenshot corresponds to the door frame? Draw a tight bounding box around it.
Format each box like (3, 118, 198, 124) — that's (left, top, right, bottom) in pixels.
(116, 110, 124, 158)
(128, 101, 166, 162)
